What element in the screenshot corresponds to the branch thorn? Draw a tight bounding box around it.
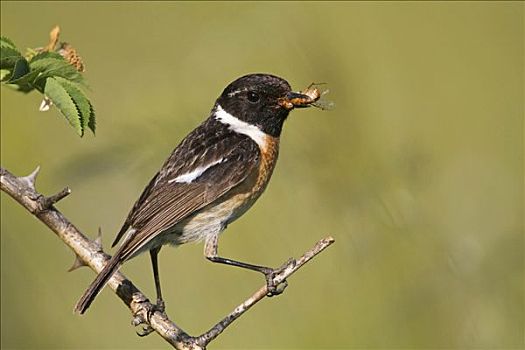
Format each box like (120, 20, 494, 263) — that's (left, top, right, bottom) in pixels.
(94, 227, 103, 250)
(19, 165, 41, 189)
(68, 254, 87, 272)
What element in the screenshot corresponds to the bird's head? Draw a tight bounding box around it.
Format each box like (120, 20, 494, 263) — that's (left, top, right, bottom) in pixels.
(215, 73, 320, 137)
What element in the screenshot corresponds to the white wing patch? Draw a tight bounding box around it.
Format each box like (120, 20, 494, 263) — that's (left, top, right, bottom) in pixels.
(214, 104, 268, 151)
(168, 158, 223, 184)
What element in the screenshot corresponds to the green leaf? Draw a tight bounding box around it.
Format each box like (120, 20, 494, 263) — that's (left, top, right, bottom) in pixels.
(88, 101, 96, 134)
(0, 36, 17, 50)
(44, 77, 83, 136)
(30, 51, 64, 62)
(0, 46, 22, 68)
(2, 56, 29, 85)
(8, 58, 30, 81)
(53, 76, 93, 134)
(30, 57, 85, 86)
(7, 67, 43, 92)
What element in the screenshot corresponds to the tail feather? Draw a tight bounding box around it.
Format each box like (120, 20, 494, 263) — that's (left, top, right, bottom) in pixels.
(74, 256, 122, 314)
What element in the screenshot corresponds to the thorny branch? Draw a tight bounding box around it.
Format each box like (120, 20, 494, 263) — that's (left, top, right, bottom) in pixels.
(0, 166, 335, 349)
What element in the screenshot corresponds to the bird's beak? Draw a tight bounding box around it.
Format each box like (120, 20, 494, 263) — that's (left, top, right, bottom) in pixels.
(279, 85, 321, 110)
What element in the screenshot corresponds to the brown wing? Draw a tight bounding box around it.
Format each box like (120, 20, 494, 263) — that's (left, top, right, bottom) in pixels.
(112, 117, 260, 260)
(111, 172, 160, 247)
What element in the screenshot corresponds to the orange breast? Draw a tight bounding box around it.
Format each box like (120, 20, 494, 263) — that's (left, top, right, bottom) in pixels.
(174, 135, 280, 244)
(219, 134, 280, 220)
(254, 134, 280, 196)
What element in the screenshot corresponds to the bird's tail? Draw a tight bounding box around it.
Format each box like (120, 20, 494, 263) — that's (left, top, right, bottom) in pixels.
(74, 255, 122, 314)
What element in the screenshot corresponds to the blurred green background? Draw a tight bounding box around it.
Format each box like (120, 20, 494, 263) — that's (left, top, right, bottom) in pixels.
(1, 1, 523, 349)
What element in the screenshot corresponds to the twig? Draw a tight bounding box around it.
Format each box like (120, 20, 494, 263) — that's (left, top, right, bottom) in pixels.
(195, 236, 335, 347)
(0, 166, 335, 349)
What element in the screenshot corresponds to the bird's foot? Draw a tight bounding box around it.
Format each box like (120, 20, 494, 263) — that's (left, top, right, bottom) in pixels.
(263, 258, 296, 297)
(148, 298, 165, 319)
(131, 297, 166, 337)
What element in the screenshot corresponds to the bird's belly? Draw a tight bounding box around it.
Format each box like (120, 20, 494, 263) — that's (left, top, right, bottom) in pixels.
(169, 191, 257, 244)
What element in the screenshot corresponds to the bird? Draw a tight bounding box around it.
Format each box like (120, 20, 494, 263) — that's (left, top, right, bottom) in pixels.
(74, 73, 321, 314)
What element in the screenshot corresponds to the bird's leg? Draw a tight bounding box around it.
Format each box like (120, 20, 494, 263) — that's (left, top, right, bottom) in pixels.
(149, 246, 165, 313)
(135, 247, 165, 337)
(204, 235, 295, 296)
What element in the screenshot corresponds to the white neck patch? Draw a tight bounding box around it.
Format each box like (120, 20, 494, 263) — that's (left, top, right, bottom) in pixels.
(214, 104, 268, 150)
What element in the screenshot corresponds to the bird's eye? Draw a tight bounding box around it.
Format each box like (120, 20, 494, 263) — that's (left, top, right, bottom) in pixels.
(247, 91, 260, 103)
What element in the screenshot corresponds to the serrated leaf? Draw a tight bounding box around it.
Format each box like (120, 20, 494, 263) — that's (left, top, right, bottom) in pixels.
(0, 36, 17, 50)
(30, 57, 85, 86)
(8, 67, 43, 92)
(88, 101, 96, 134)
(44, 77, 83, 136)
(2, 57, 29, 86)
(0, 46, 22, 68)
(8, 58, 30, 81)
(9, 66, 42, 84)
(53, 76, 92, 134)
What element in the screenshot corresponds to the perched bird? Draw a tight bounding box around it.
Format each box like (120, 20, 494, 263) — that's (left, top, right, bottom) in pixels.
(74, 73, 321, 314)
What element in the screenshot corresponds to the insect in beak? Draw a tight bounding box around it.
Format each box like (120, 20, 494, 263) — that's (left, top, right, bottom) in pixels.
(279, 84, 321, 110)
(279, 83, 334, 110)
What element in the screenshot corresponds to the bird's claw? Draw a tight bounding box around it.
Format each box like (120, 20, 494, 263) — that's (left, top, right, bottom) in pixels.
(145, 298, 166, 323)
(132, 312, 154, 337)
(153, 298, 166, 314)
(136, 324, 155, 337)
(263, 258, 296, 297)
(131, 298, 166, 337)
(266, 279, 288, 297)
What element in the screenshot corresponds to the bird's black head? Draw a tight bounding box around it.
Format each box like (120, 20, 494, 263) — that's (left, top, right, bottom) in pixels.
(215, 73, 318, 137)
